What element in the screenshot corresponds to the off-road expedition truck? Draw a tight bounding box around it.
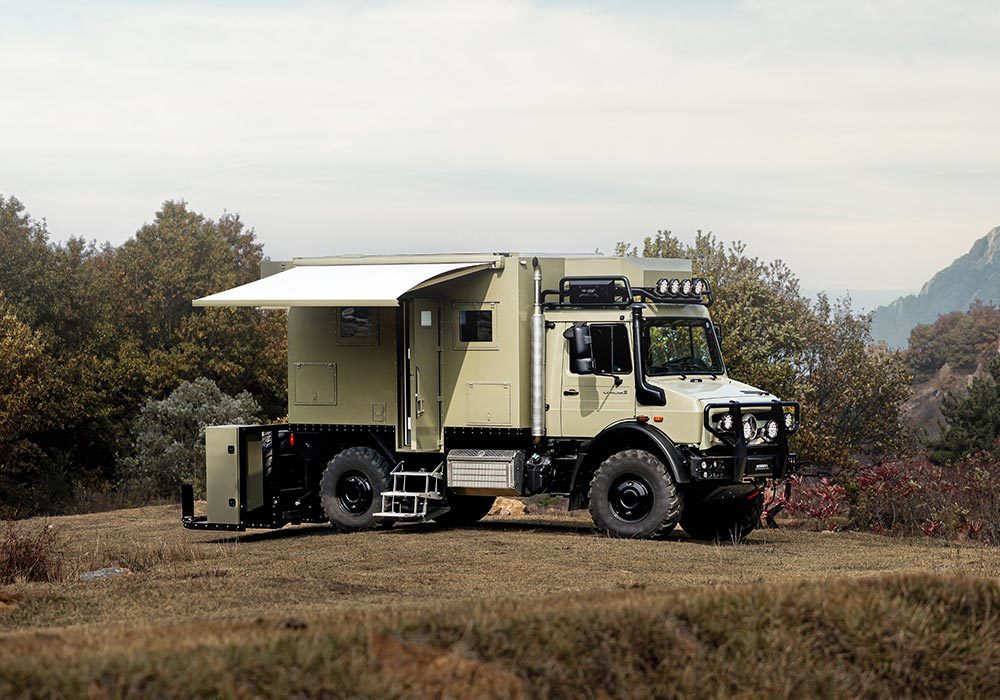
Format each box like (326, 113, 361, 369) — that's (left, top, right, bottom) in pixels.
(181, 253, 799, 540)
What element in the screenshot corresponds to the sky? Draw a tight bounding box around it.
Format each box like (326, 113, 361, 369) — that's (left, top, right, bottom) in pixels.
(1, 0, 999, 294)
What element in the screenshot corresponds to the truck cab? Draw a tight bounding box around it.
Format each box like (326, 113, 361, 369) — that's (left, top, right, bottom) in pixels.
(181, 253, 798, 542)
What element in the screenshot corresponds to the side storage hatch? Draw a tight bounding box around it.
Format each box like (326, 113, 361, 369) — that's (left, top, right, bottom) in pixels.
(205, 426, 264, 526)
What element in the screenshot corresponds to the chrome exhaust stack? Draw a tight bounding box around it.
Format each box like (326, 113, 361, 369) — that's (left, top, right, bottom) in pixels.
(530, 257, 546, 443)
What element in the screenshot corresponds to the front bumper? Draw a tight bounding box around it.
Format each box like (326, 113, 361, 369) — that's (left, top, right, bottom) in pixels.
(694, 400, 800, 481)
(690, 449, 798, 481)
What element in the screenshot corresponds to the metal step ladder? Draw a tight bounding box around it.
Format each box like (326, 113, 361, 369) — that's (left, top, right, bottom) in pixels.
(374, 462, 449, 521)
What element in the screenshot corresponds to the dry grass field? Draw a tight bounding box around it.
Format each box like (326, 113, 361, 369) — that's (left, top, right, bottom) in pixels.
(1, 505, 999, 698)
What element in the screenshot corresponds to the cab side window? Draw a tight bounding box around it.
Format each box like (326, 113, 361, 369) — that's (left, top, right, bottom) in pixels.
(569, 323, 632, 375)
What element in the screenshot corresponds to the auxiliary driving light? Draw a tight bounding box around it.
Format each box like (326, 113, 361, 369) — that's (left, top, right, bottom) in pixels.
(719, 413, 735, 431)
(693, 278, 705, 296)
(742, 415, 758, 441)
(655, 278, 671, 296)
(681, 279, 693, 296)
(668, 278, 682, 295)
(765, 419, 780, 441)
(784, 412, 795, 430)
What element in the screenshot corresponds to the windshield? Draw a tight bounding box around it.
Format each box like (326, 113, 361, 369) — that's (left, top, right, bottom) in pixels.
(642, 318, 724, 376)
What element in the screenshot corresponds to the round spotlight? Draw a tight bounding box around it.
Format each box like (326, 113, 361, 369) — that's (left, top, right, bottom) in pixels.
(655, 278, 670, 296)
(668, 279, 682, 295)
(765, 419, 780, 441)
(742, 415, 758, 441)
(681, 279, 693, 296)
(719, 413, 735, 431)
(784, 412, 795, 430)
(693, 278, 705, 296)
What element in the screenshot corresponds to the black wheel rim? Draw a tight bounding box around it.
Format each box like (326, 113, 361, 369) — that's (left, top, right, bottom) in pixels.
(608, 475, 654, 522)
(336, 471, 373, 514)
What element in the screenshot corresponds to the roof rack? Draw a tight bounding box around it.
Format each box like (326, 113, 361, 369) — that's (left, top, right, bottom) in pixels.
(541, 276, 713, 310)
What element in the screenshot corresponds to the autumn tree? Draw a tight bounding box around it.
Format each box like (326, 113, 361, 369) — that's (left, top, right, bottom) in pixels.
(906, 302, 1000, 382)
(0, 295, 72, 515)
(0, 196, 287, 515)
(109, 201, 286, 414)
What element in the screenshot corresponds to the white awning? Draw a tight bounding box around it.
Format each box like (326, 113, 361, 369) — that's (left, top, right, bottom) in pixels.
(193, 262, 491, 308)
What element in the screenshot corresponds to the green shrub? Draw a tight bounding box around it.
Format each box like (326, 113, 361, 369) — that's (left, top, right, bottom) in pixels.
(120, 378, 260, 500)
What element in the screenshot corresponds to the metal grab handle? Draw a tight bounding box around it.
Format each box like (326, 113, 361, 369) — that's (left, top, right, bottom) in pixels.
(415, 367, 425, 416)
(563, 388, 579, 396)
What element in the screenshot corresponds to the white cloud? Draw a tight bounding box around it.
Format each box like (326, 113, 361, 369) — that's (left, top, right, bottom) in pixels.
(1, 0, 998, 289)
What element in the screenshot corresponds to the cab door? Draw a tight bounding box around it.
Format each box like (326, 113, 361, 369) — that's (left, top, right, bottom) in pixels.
(559, 322, 636, 437)
(407, 299, 442, 451)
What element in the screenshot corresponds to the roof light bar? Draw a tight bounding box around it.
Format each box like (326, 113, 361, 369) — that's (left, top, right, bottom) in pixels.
(652, 277, 711, 301)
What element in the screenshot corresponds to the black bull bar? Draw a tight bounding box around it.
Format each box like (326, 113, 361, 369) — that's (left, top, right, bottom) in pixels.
(702, 401, 801, 478)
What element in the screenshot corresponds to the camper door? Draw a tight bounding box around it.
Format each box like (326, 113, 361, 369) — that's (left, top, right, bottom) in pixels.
(402, 299, 443, 451)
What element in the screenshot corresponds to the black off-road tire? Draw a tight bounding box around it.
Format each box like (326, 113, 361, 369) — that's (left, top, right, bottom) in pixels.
(680, 491, 764, 543)
(319, 447, 393, 532)
(588, 449, 683, 539)
(432, 495, 496, 526)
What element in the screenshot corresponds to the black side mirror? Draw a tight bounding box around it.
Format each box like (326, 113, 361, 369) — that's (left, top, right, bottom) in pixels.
(564, 325, 594, 374)
(713, 322, 723, 344)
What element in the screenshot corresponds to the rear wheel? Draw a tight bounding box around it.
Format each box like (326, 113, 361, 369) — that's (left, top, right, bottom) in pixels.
(681, 490, 764, 543)
(432, 494, 496, 526)
(319, 447, 393, 532)
(588, 450, 682, 539)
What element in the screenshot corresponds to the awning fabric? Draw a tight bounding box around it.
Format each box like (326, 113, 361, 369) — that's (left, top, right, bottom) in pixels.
(193, 262, 490, 308)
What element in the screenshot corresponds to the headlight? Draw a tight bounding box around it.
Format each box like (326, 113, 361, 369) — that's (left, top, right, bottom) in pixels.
(784, 412, 795, 430)
(742, 415, 758, 441)
(765, 419, 780, 441)
(719, 413, 735, 431)
(681, 279, 693, 296)
(668, 279, 682, 295)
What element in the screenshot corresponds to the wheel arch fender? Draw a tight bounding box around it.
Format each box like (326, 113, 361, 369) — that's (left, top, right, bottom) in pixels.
(568, 422, 689, 510)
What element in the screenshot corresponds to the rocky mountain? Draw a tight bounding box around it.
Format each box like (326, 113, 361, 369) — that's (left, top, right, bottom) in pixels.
(872, 226, 1000, 348)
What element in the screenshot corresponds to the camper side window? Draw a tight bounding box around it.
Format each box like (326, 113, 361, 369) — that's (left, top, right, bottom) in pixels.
(338, 307, 379, 345)
(453, 302, 498, 350)
(459, 310, 493, 342)
(570, 323, 632, 375)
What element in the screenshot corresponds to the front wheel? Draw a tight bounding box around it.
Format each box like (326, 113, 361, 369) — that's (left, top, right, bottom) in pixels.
(588, 450, 682, 539)
(681, 490, 764, 543)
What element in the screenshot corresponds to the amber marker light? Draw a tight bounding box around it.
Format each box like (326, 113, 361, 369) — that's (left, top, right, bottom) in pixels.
(635, 415, 649, 423)
(652, 416, 664, 423)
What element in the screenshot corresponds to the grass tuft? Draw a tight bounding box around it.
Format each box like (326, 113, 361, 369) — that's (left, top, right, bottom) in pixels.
(74, 537, 223, 573)
(0, 520, 64, 584)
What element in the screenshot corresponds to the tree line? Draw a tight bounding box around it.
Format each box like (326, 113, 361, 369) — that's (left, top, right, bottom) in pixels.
(2, 200, 990, 519)
(0, 196, 285, 516)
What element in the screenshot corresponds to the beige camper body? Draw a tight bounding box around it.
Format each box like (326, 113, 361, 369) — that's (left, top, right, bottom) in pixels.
(183, 252, 799, 540)
(273, 254, 694, 447)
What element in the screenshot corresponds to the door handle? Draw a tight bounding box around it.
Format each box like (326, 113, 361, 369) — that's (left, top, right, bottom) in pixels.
(563, 388, 579, 396)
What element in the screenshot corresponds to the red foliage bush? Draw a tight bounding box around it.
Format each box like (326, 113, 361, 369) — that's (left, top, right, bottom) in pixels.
(765, 453, 997, 544)
(846, 453, 997, 544)
(765, 476, 849, 530)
